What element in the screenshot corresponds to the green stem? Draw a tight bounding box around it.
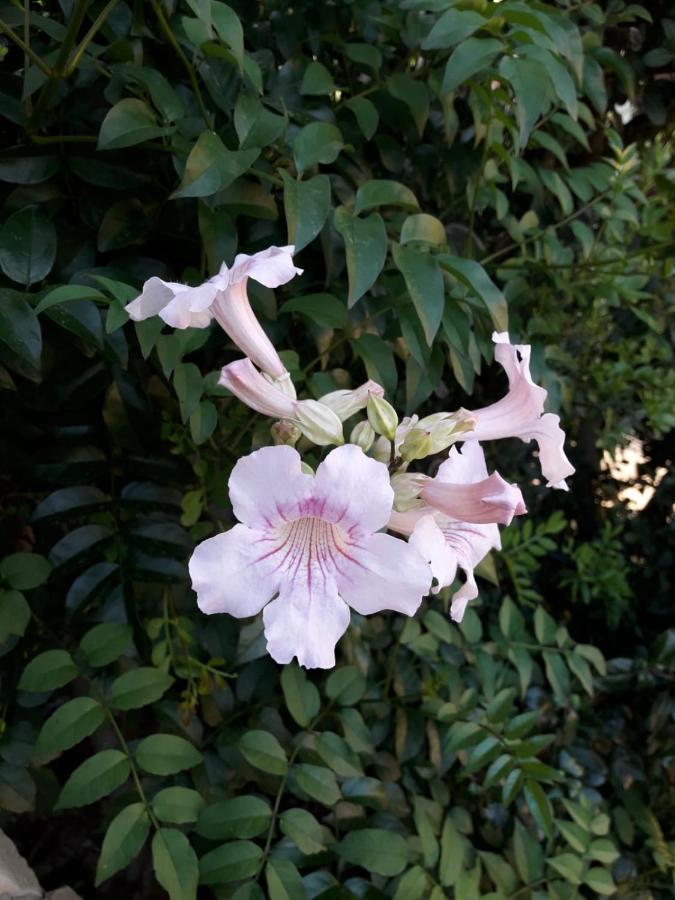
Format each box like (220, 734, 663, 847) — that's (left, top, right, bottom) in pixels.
(250, 165, 283, 187)
(104, 705, 161, 829)
(63, 0, 119, 76)
(0, 19, 52, 75)
(150, 0, 212, 130)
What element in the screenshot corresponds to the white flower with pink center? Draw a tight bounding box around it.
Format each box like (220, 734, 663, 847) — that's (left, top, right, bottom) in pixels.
(190, 444, 432, 668)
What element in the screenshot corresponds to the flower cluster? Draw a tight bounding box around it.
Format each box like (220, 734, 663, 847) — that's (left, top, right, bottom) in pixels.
(126, 246, 574, 668)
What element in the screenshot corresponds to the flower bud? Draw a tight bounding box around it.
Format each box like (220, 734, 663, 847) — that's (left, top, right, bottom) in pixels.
(400, 427, 432, 462)
(391, 473, 430, 511)
(271, 420, 301, 447)
(367, 393, 398, 441)
(417, 410, 478, 455)
(319, 379, 385, 421)
(293, 399, 344, 447)
(350, 420, 375, 452)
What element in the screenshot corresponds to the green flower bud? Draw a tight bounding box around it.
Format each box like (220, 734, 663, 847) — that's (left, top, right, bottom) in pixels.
(271, 420, 302, 447)
(367, 393, 398, 441)
(293, 399, 344, 447)
(400, 427, 432, 462)
(350, 420, 376, 452)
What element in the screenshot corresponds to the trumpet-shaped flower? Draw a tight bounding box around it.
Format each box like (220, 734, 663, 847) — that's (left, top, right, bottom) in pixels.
(466, 333, 575, 489)
(125, 245, 302, 379)
(388, 442, 502, 622)
(190, 444, 432, 668)
(421, 461, 526, 525)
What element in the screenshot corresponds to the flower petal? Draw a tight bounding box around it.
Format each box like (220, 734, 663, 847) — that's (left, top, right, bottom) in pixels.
(263, 579, 350, 669)
(125, 277, 182, 321)
(228, 444, 313, 530)
(436, 441, 488, 484)
(219, 358, 297, 419)
(408, 515, 457, 593)
(519, 413, 575, 488)
(421, 470, 527, 525)
(159, 281, 219, 329)
(337, 532, 431, 616)
(189, 524, 278, 617)
(312, 444, 394, 532)
(231, 245, 303, 288)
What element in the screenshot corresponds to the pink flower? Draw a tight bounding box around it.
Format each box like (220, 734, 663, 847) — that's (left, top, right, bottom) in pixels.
(388, 442, 502, 622)
(466, 333, 575, 489)
(125, 245, 302, 379)
(190, 445, 432, 668)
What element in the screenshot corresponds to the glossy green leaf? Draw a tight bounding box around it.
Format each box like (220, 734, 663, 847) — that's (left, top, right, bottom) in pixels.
(152, 787, 205, 825)
(301, 61, 335, 95)
(33, 697, 106, 763)
(0, 552, 51, 590)
(282, 172, 331, 252)
(135, 734, 203, 775)
(0, 289, 42, 380)
(152, 828, 199, 900)
(0, 207, 56, 285)
(281, 662, 321, 727)
(98, 98, 167, 150)
(334, 207, 388, 307)
(393, 244, 445, 344)
(442, 38, 503, 94)
(354, 180, 419, 215)
(109, 667, 174, 710)
(423, 9, 485, 49)
(524, 780, 554, 840)
(281, 293, 347, 329)
(337, 828, 407, 877)
(0, 590, 30, 640)
(18, 649, 78, 692)
(265, 858, 305, 900)
(293, 123, 344, 173)
(96, 803, 150, 885)
(279, 807, 326, 855)
(80, 623, 133, 667)
(197, 795, 271, 840)
(172, 132, 259, 199)
(199, 840, 262, 884)
(439, 255, 508, 331)
(293, 763, 340, 806)
(55, 750, 130, 810)
(238, 730, 287, 775)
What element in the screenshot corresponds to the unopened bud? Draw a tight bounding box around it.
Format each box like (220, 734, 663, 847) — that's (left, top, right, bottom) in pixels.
(400, 427, 432, 462)
(391, 473, 429, 511)
(319, 379, 385, 421)
(417, 410, 477, 454)
(266, 370, 297, 400)
(371, 436, 391, 464)
(293, 399, 344, 447)
(271, 420, 301, 447)
(350, 420, 375, 452)
(367, 394, 398, 441)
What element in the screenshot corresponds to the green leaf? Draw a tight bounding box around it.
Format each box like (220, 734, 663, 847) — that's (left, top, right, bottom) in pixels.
(279, 807, 326, 855)
(238, 730, 287, 775)
(293, 763, 341, 806)
(135, 734, 203, 775)
(96, 802, 150, 886)
(282, 172, 331, 252)
(584, 868, 616, 895)
(281, 293, 347, 329)
(0, 207, 56, 285)
(534, 606, 557, 644)
(499, 57, 550, 150)
(172, 132, 259, 199)
(442, 37, 503, 94)
(345, 97, 379, 140)
(325, 665, 366, 705)
(33, 697, 106, 763)
(439, 254, 508, 331)
(524, 780, 554, 840)
(293, 122, 344, 173)
(521, 45, 578, 120)
(345, 43, 382, 71)
(234, 94, 286, 150)
(98, 98, 167, 150)
(334, 207, 387, 307)
(0, 289, 42, 381)
(423, 9, 485, 49)
(393, 244, 445, 344)
(19, 649, 78, 692)
(152, 828, 199, 900)
(576, 643, 606, 675)
(400, 213, 446, 247)
(265, 858, 305, 900)
(281, 662, 321, 727)
(211, 2, 244, 68)
(197, 795, 272, 840)
(174, 362, 203, 423)
(301, 61, 336, 95)
(109, 667, 174, 710)
(199, 840, 262, 884)
(189, 400, 218, 446)
(0, 552, 51, 590)
(547, 852, 584, 885)
(388, 73, 429, 137)
(80, 623, 133, 667)
(0, 590, 30, 640)
(36, 284, 107, 314)
(513, 820, 544, 882)
(0, 764, 35, 813)
(337, 828, 408, 877)
(56, 750, 130, 810)
(568, 651, 594, 695)
(543, 650, 571, 704)
(44, 300, 104, 351)
(0, 156, 59, 185)
(152, 787, 204, 825)
(355, 180, 419, 215)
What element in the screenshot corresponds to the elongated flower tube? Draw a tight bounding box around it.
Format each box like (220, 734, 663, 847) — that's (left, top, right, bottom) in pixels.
(388, 442, 502, 622)
(219, 359, 343, 446)
(466, 333, 575, 489)
(125, 245, 302, 379)
(421, 459, 526, 526)
(190, 445, 432, 668)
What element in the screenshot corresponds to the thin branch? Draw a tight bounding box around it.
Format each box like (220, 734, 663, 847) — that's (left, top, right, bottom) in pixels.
(150, 0, 212, 130)
(0, 19, 52, 75)
(63, 0, 119, 76)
